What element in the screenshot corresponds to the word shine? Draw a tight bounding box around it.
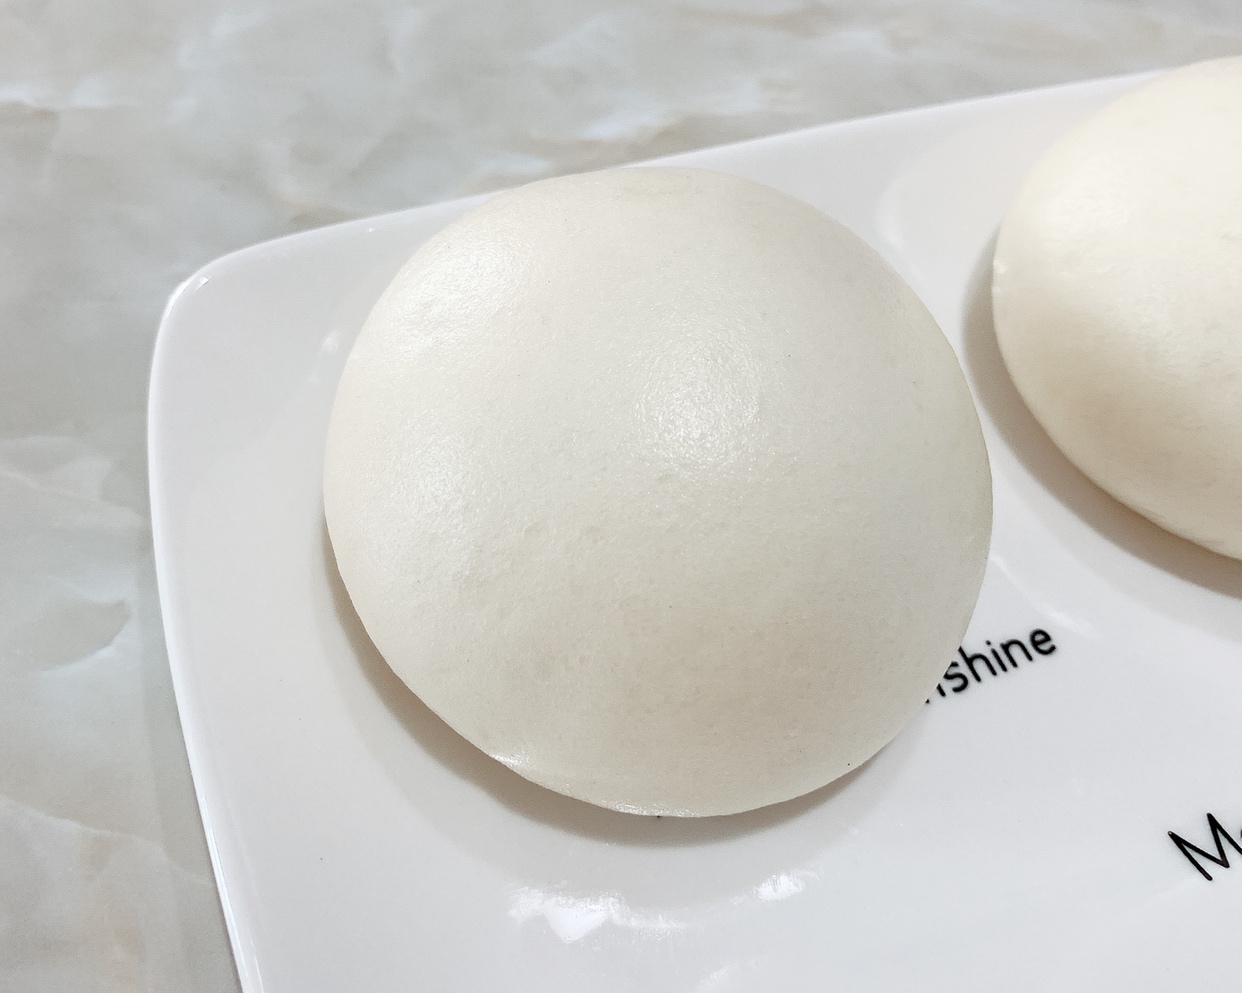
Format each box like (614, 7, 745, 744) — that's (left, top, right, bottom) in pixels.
(1169, 813, 1242, 881)
(929, 628, 1057, 700)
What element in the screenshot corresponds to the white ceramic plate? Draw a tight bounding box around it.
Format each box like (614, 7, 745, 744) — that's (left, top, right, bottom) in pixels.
(150, 73, 1242, 993)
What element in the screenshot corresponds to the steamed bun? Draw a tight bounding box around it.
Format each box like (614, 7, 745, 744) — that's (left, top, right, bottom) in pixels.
(993, 57, 1242, 559)
(325, 167, 991, 816)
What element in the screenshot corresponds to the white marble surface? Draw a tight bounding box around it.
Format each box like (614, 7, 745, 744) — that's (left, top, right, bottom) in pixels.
(1, 2, 1240, 989)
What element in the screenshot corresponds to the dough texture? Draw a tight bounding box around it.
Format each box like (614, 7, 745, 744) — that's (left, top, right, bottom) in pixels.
(993, 57, 1242, 559)
(325, 167, 991, 816)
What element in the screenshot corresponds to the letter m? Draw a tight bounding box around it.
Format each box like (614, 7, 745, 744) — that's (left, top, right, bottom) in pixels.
(1169, 814, 1242, 881)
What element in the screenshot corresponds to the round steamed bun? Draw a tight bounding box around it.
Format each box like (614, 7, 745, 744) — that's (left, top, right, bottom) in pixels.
(993, 57, 1242, 559)
(325, 167, 991, 816)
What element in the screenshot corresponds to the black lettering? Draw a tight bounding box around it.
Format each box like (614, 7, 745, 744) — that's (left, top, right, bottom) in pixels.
(959, 646, 995, 682)
(1002, 639, 1033, 667)
(943, 659, 970, 692)
(1169, 814, 1242, 881)
(929, 627, 1059, 702)
(1030, 629, 1056, 655)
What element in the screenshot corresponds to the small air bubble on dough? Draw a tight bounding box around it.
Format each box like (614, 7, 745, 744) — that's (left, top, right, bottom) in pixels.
(325, 167, 992, 816)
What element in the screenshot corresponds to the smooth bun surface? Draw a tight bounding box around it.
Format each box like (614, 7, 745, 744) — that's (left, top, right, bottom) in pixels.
(325, 167, 991, 816)
(993, 57, 1242, 559)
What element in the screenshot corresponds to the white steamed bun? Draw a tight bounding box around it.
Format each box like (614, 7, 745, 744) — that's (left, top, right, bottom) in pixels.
(325, 167, 991, 816)
(994, 57, 1242, 559)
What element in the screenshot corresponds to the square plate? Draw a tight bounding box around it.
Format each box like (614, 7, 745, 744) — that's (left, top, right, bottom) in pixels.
(150, 73, 1242, 993)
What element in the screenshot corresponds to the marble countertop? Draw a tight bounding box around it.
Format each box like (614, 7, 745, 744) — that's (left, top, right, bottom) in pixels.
(2, 2, 1240, 989)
